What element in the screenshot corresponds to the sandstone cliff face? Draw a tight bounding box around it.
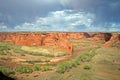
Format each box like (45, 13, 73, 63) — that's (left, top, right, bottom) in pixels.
(11, 33, 42, 46)
(0, 32, 73, 54)
(1, 32, 119, 54)
(66, 32, 90, 39)
(42, 33, 73, 54)
(0, 33, 12, 42)
(104, 34, 120, 48)
(89, 33, 112, 42)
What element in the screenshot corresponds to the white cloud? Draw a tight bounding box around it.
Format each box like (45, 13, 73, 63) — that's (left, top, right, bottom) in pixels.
(0, 23, 8, 31)
(14, 10, 95, 31)
(0, 9, 116, 32)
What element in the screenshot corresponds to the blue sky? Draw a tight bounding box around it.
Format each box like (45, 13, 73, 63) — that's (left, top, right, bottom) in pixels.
(0, 0, 120, 32)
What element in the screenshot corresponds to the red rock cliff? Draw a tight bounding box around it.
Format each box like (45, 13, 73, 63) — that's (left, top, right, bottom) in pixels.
(104, 33, 120, 47)
(0, 32, 73, 54)
(66, 32, 90, 39)
(89, 33, 112, 42)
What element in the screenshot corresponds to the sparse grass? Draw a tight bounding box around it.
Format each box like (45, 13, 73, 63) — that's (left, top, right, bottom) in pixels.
(34, 64, 41, 71)
(25, 59, 42, 64)
(0, 57, 12, 61)
(56, 61, 70, 73)
(81, 76, 91, 80)
(15, 62, 51, 73)
(56, 48, 97, 73)
(83, 64, 91, 70)
(56, 56, 81, 73)
(0, 66, 14, 76)
(16, 65, 33, 73)
(79, 49, 97, 62)
(34, 63, 51, 72)
(41, 65, 51, 71)
(0, 42, 70, 59)
(0, 42, 27, 55)
(21, 46, 69, 57)
(27, 52, 54, 57)
(55, 52, 69, 57)
(0, 42, 11, 55)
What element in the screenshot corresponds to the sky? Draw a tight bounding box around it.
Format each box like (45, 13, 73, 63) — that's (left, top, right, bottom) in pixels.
(0, 0, 120, 32)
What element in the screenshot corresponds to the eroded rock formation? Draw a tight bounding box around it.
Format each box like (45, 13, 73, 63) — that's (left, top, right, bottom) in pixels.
(1, 32, 119, 54)
(0, 32, 73, 54)
(89, 33, 112, 42)
(104, 33, 120, 48)
(66, 32, 90, 39)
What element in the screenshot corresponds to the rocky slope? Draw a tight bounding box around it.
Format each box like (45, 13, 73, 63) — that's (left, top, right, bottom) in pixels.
(88, 32, 112, 42)
(0, 32, 119, 55)
(0, 32, 73, 54)
(104, 33, 120, 48)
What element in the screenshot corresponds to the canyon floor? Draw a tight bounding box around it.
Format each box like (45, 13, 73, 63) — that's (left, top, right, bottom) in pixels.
(0, 33, 120, 80)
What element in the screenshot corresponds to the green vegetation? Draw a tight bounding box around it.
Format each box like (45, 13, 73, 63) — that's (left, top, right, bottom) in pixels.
(0, 66, 14, 75)
(56, 61, 70, 73)
(34, 64, 41, 71)
(0, 42, 70, 58)
(54, 52, 69, 57)
(16, 63, 51, 73)
(56, 57, 80, 73)
(0, 57, 11, 61)
(41, 65, 51, 71)
(56, 58, 80, 73)
(56, 48, 97, 73)
(0, 42, 11, 55)
(26, 59, 42, 64)
(79, 49, 97, 62)
(21, 46, 69, 57)
(81, 76, 91, 80)
(16, 65, 33, 73)
(0, 42, 26, 55)
(83, 64, 91, 70)
(34, 64, 51, 72)
(27, 52, 54, 57)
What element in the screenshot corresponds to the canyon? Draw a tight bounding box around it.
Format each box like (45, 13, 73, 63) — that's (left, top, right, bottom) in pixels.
(0, 32, 120, 80)
(0, 32, 119, 55)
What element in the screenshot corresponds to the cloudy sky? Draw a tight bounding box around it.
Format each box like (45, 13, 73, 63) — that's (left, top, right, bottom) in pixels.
(0, 0, 120, 32)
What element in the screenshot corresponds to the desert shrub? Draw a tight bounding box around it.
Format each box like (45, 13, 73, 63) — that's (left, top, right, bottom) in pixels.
(16, 65, 33, 73)
(80, 49, 97, 62)
(41, 65, 51, 71)
(0, 51, 5, 55)
(43, 54, 54, 57)
(83, 64, 91, 70)
(0, 45, 11, 51)
(56, 57, 81, 73)
(56, 48, 97, 73)
(55, 52, 69, 57)
(34, 65, 41, 71)
(81, 76, 91, 80)
(80, 55, 91, 62)
(13, 47, 27, 54)
(56, 61, 70, 73)
(28, 52, 54, 57)
(0, 57, 11, 61)
(26, 59, 41, 64)
(0, 44, 11, 55)
(0, 66, 13, 75)
(69, 57, 81, 67)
